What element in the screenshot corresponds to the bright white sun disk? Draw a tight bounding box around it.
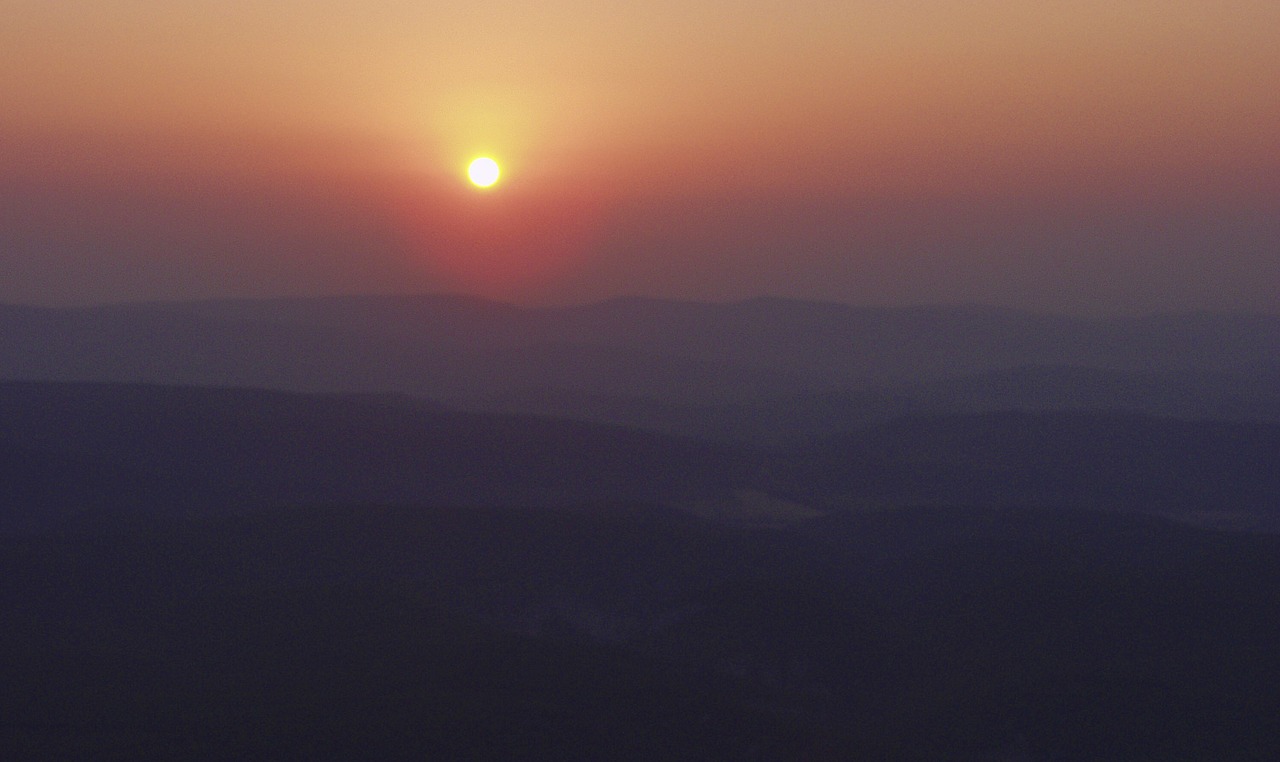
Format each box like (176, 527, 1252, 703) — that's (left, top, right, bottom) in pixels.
(468, 157, 500, 187)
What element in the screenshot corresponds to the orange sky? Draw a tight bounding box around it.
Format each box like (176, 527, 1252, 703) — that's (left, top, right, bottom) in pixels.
(2, 1, 1277, 311)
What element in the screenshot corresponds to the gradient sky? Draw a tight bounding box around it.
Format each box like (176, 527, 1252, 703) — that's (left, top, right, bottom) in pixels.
(2, 1, 1277, 313)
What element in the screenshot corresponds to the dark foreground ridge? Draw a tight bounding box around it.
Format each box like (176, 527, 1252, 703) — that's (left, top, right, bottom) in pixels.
(3, 502, 1280, 760)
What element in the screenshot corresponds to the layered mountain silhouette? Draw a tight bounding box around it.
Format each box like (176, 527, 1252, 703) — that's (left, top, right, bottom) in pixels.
(3, 294, 1278, 759)
(3, 381, 1277, 535)
(2, 295, 1276, 423)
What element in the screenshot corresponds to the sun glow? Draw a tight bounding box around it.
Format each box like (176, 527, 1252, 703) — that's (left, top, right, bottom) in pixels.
(467, 157, 500, 188)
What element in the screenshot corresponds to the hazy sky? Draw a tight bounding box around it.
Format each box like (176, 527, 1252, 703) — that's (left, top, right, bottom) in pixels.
(2, 1, 1277, 313)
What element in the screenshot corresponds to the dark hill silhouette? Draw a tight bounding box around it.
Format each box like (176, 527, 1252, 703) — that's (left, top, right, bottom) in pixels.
(678, 363, 1280, 445)
(764, 411, 1280, 516)
(4, 382, 1278, 532)
(0, 381, 751, 534)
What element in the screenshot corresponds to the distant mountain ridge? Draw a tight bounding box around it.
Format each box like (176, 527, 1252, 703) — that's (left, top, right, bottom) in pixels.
(1, 295, 1276, 440)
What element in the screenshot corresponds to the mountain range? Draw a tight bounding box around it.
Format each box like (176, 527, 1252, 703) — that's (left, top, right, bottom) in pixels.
(3, 294, 1278, 759)
(3, 296, 1276, 430)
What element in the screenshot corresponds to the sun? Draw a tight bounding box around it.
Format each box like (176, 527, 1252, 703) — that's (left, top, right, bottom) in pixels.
(467, 157, 500, 188)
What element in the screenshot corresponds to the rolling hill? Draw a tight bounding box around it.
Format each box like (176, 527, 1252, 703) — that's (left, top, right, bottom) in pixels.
(0, 381, 750, 534)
